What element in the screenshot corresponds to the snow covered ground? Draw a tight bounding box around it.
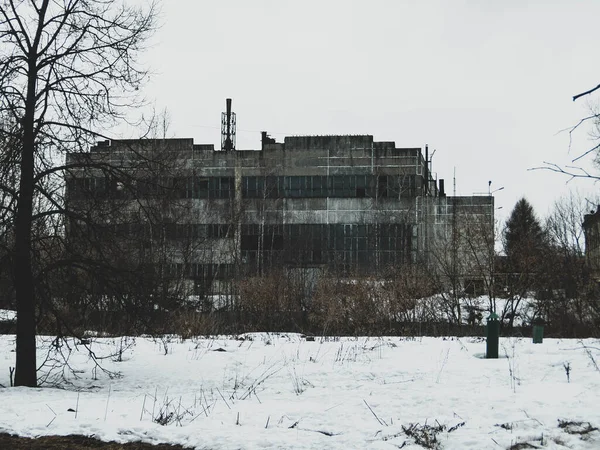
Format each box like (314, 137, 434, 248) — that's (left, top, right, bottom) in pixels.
(0, 309, 16, 322)
(0, 333, 599, 449)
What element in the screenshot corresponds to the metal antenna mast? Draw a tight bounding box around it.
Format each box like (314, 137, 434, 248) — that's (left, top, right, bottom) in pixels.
(221, 98, 236, 151)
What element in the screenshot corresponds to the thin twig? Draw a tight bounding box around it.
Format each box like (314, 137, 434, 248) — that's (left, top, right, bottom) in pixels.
(104, 384, 111, 421)
(216, 387, 231, 409)
(140, 394, 147, 421)
(363, 399, 388, 426)
(75, 392, 80, 419)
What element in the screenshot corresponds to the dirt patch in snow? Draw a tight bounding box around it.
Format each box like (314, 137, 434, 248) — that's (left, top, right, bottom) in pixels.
(0, 433, 194, 449)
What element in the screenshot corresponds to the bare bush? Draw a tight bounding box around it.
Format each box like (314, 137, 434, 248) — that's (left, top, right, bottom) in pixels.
(236, 269, 305, 332)
(310, 274, 382, 335)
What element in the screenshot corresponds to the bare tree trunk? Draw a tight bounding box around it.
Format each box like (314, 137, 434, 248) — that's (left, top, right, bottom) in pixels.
(1, 0, 156, 386)
(14, 58, 40, 387)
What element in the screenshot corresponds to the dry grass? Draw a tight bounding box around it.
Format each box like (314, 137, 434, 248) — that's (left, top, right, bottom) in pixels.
(0, 433, 194, 449)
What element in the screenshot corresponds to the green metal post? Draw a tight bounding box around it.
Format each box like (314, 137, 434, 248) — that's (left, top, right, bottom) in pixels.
(532, 318, 544, 344)
(486, 312, 500, 359)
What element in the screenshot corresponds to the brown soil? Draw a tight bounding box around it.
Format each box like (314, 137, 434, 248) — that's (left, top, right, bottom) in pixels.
(0, 433, 196, 449)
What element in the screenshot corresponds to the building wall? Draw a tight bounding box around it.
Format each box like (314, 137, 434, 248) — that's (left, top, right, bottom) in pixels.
(65, 135, 494, 296)
(584, 206, 600, 280)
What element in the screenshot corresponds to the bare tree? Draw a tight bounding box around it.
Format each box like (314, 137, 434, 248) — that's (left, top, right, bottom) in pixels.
(462, 210, 499, 316)
(426, 197, 497, 326)
(0, 0, 157, 386)
(534, 85, 600, 181)
(428, 202, 471, 325)
(545, 191, 593, 255)
(536, 192, 600, 333)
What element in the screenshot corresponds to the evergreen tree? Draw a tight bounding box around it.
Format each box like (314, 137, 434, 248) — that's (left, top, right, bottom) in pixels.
(500, 198, 546, 328)
(503, 198, 546, 272)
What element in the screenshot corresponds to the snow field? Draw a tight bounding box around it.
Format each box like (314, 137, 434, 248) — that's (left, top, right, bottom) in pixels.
(0, 333, 599, 449)
(0, 309, 16, 322)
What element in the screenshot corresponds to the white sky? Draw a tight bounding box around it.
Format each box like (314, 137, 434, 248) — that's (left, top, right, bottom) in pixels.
(136, 0, 600, 224)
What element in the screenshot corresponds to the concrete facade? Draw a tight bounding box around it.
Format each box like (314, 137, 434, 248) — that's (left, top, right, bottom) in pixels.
(65, 134, 494, 297)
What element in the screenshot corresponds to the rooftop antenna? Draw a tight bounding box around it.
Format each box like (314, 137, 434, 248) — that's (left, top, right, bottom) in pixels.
(453, 167, 456, 197)
(221, 98, 236, 151)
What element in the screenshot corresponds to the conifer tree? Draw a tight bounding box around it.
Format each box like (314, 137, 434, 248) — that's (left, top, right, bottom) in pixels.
(501, 198, 546, 327)
(503, 198, 546, 271)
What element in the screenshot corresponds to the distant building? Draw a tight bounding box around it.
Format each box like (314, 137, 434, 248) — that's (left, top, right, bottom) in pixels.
(65, 132, 494, 302)
(583, 205, 600, 280)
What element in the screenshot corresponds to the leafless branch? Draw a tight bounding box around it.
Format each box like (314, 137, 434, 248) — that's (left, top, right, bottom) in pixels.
(574, 84, 600, 102)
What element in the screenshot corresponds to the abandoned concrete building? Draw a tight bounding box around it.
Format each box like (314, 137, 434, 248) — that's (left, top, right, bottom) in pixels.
(65, 103, 495, 301)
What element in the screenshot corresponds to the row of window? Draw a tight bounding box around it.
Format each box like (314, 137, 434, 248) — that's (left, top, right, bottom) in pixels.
(70, 222, 234, 240)
(140, 250, 410, 280)
(141, 251, 410, 280)
(71, 221, 413, 269)
(67, 175, 423, 200)
(82, 222, 412, 244)
(240, 249, 411, 271)
(242, 175, 420, 198)
(66, 177, 234, 200)
(242, 224, 413, 267)
(144, 263, 234, 280)
(242, 223, 412, 241)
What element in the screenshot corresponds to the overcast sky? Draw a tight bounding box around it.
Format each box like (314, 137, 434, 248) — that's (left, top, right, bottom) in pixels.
(135, 0, 600, 223)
